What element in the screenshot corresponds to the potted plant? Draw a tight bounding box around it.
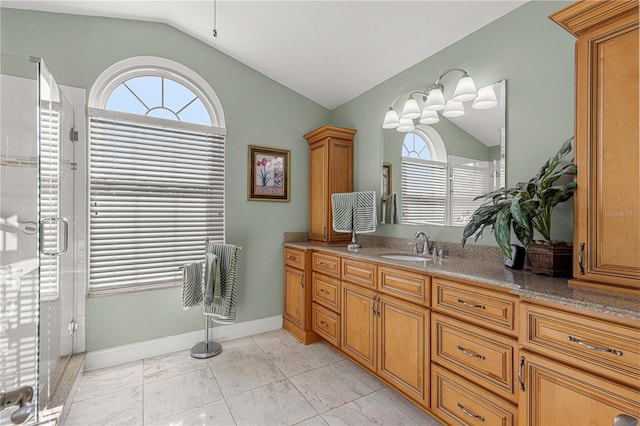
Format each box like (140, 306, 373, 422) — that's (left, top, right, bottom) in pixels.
(461, 137, 577, 276)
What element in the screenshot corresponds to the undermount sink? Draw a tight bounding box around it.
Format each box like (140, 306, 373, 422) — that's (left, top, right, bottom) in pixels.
(379, 253, 433, 262)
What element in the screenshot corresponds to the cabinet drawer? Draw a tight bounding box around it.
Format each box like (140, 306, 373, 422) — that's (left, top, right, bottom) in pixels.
(312, 272, 340, 313)
(432, 278, 518, 336)
(312, 302, 340, 347)
(521, 303, 640, 388)
(283, 247, 306, 269)
(378, 266, 430, 306)
(432, 313, 517, 403)
(432, 364, 517, 426)
(312, 252, 340, 277)
(342, 258, 376, 288)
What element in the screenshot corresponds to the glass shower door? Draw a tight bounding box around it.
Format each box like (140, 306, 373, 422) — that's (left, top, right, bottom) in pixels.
(1, 55, 77, 425)
(35, 58, 77, 420)
(0, 54, 40, 426)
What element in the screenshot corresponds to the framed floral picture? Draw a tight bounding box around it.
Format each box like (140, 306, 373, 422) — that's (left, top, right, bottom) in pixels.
(248, 145, 290, 201)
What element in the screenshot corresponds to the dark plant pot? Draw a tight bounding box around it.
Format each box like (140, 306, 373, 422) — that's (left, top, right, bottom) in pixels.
(504, 244, 526, 270)
(527, 241, 573, 277)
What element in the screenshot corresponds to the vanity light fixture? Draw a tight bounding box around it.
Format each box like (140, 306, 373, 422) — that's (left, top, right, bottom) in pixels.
(382, 68, 497, 132)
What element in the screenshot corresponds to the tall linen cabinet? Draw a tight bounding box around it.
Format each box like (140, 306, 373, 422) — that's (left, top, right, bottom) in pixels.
(551, 0, 640, 293)
(303, 125, 356, 244)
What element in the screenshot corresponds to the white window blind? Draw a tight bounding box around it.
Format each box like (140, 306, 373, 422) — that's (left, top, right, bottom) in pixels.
(89, 112, 225, 291)
(451, 163, 491, 226)
(401, 158, 447, 225)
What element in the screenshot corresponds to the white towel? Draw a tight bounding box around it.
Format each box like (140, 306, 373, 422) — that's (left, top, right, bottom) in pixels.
(331, 191, 377, 234)
(203, 242, 240, 324)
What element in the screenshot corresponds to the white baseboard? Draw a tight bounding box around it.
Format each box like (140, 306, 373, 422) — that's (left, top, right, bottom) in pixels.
(85, 315, 283, 371)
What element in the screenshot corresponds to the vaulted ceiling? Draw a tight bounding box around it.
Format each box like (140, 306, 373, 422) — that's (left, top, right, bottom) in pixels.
(3, 1, 527, 109)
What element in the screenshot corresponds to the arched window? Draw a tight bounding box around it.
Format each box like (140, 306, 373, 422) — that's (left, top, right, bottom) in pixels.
(88, 57, 226, 292)
(400, 127, 448, 225)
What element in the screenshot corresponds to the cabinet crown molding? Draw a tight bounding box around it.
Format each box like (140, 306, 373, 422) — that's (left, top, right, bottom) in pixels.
(550, 0, 639, 36)
(304, 125, 357, 145)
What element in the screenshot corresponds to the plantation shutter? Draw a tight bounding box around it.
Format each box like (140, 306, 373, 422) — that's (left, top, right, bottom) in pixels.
(451, 163, 491, 226)
(401, 158, 447, 225)
(89, 110, 225, 291)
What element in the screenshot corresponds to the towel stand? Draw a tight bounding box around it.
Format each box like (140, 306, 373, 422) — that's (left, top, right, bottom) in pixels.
(183, 238, 242, 359)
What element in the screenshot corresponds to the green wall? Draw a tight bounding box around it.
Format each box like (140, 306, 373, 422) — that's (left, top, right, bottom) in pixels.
(330, 1, 576, 245)
(1, 8, 330, 351)
(1, 2, 577, 351)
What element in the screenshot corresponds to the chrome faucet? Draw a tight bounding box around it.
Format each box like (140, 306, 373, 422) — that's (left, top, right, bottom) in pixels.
(414, 231, 431, 255)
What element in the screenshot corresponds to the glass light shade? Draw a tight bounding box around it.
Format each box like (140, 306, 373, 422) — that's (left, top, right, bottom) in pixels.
(452, 75, 478, 102)
(382, 108, 400, 129)
(401, 98, 421, 119)
(442, 100, 465, 117)
(418, 109, 439, 125)
(423, 88, 446, 111)
(472, 85, 498, 109)
(396, 118, 415, 132)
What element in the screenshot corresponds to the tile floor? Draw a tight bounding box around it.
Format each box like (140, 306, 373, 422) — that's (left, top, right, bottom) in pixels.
(65, 329, 443, 426)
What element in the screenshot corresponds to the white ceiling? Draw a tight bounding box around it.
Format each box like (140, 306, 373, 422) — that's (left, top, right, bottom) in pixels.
(3, 0, 526, 110)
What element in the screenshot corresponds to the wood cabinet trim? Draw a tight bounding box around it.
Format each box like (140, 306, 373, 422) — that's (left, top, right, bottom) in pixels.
(550, 0, 638, 37)
(312, 251, 341, 277)
(342, 258, 377, 288)
(378, 266, 430, 306)
(312, 272, 341, 313)
(312, 302, 340, 347)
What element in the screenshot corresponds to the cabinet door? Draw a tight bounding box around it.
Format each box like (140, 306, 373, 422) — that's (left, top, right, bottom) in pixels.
(283, 265, 305, 328)
(341, 282, 377, 372)
(308, 141, 328, 242)
(519, 351, 640, 426)
(573, 9, 639, 289)
(378, 295, 429, 407)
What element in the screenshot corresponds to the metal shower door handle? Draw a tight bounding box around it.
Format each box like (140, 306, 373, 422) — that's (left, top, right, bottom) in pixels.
(39, 217, 69, 256)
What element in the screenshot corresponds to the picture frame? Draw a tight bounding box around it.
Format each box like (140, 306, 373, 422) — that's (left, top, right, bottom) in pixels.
(382, 162, 392, 199)
(248, 145, 290, 202)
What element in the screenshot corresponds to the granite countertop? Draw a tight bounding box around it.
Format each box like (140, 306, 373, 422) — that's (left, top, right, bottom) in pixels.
(284, 241, 640, 321)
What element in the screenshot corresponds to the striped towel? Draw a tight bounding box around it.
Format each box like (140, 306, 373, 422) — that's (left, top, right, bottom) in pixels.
(331, 191, 377, 234)
(181, 261, 204, 310)
(331, 192, 357, 232)
(203, 242, 240, 324)
(203, 252, 220, 306)
(354, 191, 377, 233)
(384, 192, 399, 224)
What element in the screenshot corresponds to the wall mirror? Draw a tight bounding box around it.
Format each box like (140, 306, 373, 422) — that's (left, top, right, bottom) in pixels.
(381, 80, 506, 227)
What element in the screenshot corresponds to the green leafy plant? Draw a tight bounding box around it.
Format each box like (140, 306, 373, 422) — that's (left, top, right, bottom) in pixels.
(461, 137, 577, 259)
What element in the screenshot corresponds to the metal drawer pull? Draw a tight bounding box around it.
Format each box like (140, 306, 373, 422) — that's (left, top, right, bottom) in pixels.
(375, 295, 380, 317)
(456, 403, 485, 421)
(288, 255, 297, 261)
(567, 336, 623, 356)
(456, 345, 485, 360)
(319, 261, 329, 266)
(320, 289, 330, 295)
(518, 356, 525, 391)
(371, 295, 377, 315)
(578, 243, 585, 275)
(457, 299, 485, 310)
(320, 321, 329, 328)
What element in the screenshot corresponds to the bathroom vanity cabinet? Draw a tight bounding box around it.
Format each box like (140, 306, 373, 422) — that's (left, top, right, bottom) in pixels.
(282, 243, 640, 426)
(303, 125, 356, 244)
(550, 0, 640, 293)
